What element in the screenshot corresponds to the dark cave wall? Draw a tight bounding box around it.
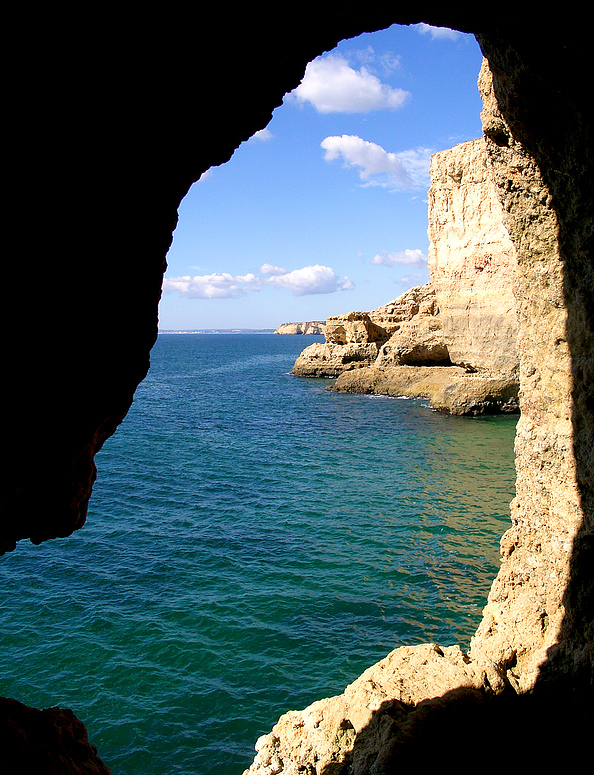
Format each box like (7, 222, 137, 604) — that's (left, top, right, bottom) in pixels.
(1, 6, 591, 767)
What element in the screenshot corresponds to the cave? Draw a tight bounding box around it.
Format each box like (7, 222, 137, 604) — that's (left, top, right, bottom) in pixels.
(2, 6, 592, 771)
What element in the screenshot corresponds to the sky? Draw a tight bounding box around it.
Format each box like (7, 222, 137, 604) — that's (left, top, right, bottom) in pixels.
(159, 23, 485, 331)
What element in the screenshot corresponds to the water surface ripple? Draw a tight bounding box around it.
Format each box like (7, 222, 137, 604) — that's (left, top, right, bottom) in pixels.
(0, 334, 517, 774)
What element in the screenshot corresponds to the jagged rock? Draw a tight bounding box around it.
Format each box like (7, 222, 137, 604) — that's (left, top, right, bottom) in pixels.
(0, 697, 112, 774)
(375, 317, 449, 366)
(374, 287, 450, 366)
(324, 312, 388, 345)
(428, 137, 519, 375)
(291, 287, 442, 378)
(467, 59, 590, 693)
(273, 322, 325, 335)
(368, 283, 438, 336)
(242, 644, 507, 775)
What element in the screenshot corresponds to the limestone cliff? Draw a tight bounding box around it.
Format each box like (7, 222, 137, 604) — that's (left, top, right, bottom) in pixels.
(274, 322, 325, 335)
(293, 138, 520, 414)
(428, 138, 519, 375)
(292, 284, 449, 377)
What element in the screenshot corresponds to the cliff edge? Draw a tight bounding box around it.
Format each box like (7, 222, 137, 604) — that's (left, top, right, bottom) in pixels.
(274, 321, 326, 335)
(292, 137, 519, 415)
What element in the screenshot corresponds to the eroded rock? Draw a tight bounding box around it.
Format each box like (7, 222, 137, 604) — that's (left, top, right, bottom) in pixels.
(428, 138, 519, 375)
(333, 365, 519, 415)
(242, 644, 507, 775)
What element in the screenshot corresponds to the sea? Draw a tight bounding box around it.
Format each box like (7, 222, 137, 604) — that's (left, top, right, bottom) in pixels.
(0, 333, 517, 774)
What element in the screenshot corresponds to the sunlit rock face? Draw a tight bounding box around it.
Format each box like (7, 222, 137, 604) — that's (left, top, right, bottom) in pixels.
(292, 141, 519, 416)
(428, 138, 519, 375)
(273, 322, 326, 335)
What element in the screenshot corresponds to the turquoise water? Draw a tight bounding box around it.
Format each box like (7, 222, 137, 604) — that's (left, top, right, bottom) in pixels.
(0, 334, 517, 774)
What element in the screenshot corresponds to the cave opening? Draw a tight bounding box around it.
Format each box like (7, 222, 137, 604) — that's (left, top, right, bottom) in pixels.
(1, 22, 525, 775)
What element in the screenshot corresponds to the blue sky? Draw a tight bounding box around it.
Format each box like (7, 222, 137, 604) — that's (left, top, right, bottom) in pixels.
(159, 23, 484, 330)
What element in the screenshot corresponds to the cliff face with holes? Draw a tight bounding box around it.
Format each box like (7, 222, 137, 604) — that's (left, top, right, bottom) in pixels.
(3, 6, 593, 772)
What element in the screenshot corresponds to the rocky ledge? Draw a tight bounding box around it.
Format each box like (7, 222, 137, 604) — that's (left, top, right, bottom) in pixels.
(333, 364, 519, 415)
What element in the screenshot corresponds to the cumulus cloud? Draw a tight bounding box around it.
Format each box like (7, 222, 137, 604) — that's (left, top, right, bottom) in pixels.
(163, 264, 354, 299)
(371, 249, 428, 267)
(288, 53, 410, 114)
(417, 23, 460, 40)
(264, 264, 354, 296)
(321, 135, 432, 190)
(259, 263, 287, 276)
(162, 272, 259, 299)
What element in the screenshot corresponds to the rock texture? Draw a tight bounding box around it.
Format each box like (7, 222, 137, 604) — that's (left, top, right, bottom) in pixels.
(467, 59, 593, 694)
(373, 288, 450, 367)
(292, 284, 452, 378)
(334, 365, 519, 415)
(324, 311, 388, 345)
(244, 48, 594, 772)
(3, 6, 593, 772)
(428, 138, 519, 374)
(273, 322, 325, 335)
(243, 644, 508, 775)
(292, 342, 383, 378)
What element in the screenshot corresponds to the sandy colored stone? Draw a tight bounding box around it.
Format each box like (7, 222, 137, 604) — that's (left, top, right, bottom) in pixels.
(292, 285, 449, 377)
(292, 342, 382, 378)
(333, 365, 519, 415)
(428, 137, 519, 375)
(374, 316, 449, 367)
(468, 59, 586, 691)
(324, 312, 388, 345)
(368, 283, 438, 336)
(242, 644, 506, 775)
(274, 322, 325, 335)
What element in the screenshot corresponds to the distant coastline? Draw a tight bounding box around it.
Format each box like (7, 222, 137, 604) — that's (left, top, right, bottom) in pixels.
(158, 329, 276, 335)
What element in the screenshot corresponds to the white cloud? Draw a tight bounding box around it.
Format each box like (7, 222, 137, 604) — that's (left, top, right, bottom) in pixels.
(163, 264, 354, 299)
(162, 272, 259, 299)
(417, 23, 460, 40)
(321, 135, 432, 190)
(264, 264, 354, 296)
(371, 249, 428, 267)
(259, 263, 287, 276)
(288, 53, 410, 114)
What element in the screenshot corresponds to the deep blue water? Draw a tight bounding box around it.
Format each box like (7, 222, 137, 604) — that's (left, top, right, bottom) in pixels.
(0, 334, 517, 774)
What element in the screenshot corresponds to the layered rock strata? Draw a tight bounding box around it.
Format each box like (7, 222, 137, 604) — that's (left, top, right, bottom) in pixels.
(428, 138, 519, 375)
(292, 284, 451, 377)
(333, 365, 519, 415)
